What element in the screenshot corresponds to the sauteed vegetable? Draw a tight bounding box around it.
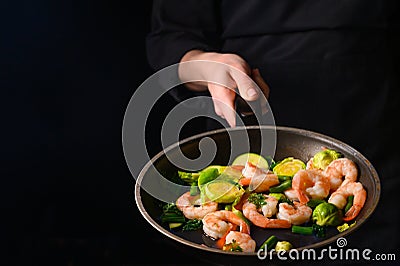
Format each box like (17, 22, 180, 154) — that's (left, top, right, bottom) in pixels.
(161, 148, 367, 253)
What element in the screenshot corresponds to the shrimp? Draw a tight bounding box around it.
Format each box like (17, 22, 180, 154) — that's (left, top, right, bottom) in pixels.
(242, 197, 291, 228)
(239, 162, 279, 192)
(284, 188, 299, 201)
(328, 181, 366, 221)
(225, 231, 256, 253)
(202, 210, 250, 239)
(277, 202, 313, 225)
(292, 169, 330, 204)
(176, 192, 218, 220)
(261, 195, 279, 218)
(323, 158, 358, 191)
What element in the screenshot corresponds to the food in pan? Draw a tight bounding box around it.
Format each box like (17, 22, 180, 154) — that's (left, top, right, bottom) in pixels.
(160, 148, 366, 253)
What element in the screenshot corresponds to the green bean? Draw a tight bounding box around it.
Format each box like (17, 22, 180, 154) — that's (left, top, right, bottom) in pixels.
(291, 225, 313, 235)
(291, 225, 326, 238)
(269, 180, 292, 193)
(344, 195, 354, 213)
(306, 199, 326, 208)
(278, 175, 292, 182)
(259, 235, 278, 251)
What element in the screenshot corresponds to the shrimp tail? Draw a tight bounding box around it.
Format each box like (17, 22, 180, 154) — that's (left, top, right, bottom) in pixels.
(265, 219, 292, 229)
(249, 214, 291, 228)
(342, 185, 366, 221)
(240, 220, 251, 234)
(343, 205, 362, 222)
(296, 189, 310, 204)
(215, 224, 237, 249)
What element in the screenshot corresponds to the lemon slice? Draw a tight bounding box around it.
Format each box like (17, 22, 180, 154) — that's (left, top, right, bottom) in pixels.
(232, 153, 269, 169)
(272, 157, 305, 177)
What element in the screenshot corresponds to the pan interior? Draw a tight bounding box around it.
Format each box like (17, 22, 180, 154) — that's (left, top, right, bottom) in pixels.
(135, 126, 380, 255)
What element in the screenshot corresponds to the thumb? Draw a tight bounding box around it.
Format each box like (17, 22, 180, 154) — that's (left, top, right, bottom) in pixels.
(252, 68, 270, 99)
(230, 67, 259, 101)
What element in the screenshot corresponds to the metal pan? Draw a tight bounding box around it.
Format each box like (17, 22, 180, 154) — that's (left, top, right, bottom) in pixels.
(135, 126, 380, 261)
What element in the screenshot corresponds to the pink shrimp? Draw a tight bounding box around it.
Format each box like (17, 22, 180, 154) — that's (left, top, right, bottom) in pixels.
(242, 197, 291, 228)
(277, 202, 313, 225)
(292, 169, 330, 204)
(284, 188, 299, 201)
(328, 181, 366, 221)
(323, 158, 358, 191)
(176, 192, 218, 219)
(224, 231, 256, 252)
(239, 162, 279, 192)
(202, 210, 250, 240)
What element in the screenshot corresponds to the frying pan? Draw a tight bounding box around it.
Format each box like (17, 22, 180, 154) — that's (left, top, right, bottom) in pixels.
(134, 126, 380, 262)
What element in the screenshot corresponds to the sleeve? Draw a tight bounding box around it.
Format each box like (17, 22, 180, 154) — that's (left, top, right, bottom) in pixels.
(145, 0, 222, 106)
(146, 0, 222, 71)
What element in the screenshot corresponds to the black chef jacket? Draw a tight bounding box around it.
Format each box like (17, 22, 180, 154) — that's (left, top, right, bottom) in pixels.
(146, 0, 400, 258)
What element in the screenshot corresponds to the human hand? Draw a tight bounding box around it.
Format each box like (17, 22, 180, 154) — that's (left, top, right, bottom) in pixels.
(179, 50, 270, 127)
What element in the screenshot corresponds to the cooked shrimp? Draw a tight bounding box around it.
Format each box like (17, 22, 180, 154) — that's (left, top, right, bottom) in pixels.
(261, 195, 279, 218)
(202, 210, 250, 239)
(239, 162, 279, 192)
(242, 197, 291, 228)
(328, 181, 366, 221)
(176, 192, 218, 220)
(323, 158, 358, 191)
(292, 169, 330, 204)
(277, 202, 313, 225)
(284, 188, 299, 201)
(225, 231, 256, 253)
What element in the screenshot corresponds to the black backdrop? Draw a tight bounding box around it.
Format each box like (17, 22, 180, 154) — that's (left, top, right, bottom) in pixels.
(2, 1, 399, 265)
(0, 1, 202, 264)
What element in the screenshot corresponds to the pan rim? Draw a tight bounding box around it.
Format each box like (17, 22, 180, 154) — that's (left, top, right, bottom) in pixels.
(134, 125, 380, 256)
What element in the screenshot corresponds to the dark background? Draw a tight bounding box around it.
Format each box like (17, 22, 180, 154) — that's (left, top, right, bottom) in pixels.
(1, 0, 201, 265)
(1, 1, 398, 266)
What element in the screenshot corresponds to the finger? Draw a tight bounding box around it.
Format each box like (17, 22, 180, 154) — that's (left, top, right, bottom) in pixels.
(208, 82, 236, 127)
(252, 68, 270, 99)
(252, 68, 270, 114)
(230, 66, 259, 101)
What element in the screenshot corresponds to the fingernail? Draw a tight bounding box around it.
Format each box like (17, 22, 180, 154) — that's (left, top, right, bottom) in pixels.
(247, 88, 258, 97)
